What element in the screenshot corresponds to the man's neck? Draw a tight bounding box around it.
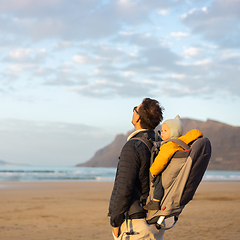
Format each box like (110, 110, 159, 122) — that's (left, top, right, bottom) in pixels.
(134, 122, 142, 131)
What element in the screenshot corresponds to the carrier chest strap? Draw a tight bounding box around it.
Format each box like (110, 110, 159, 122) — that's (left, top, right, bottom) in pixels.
(162, 138, 190, 150)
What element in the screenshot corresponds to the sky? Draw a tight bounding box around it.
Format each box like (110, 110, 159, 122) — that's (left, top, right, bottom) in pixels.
(0, 0, 240, 166)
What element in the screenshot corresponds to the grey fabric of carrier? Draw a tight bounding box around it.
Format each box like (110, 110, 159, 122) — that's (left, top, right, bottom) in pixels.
(146, 137, 211, 225)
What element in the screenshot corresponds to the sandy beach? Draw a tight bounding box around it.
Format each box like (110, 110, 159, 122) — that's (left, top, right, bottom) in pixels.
(0, 181, 239, 240)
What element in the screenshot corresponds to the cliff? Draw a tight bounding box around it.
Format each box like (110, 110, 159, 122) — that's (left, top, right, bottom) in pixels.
(77, 119, 240, 171)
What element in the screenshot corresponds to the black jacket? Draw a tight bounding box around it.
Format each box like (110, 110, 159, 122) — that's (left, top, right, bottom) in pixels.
(108, 130, 155, 227)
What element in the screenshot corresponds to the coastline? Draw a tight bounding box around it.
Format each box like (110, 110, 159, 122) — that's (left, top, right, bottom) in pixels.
(0, 181, 240, 240)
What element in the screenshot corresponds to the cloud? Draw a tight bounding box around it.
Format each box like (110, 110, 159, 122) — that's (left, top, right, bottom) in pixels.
(69, 78, 157, 98)
(7, 63, 35, 72)
(73, 55, 91, 64)
(0, 119, 99, 134)
(0, 119, 112, 165)
(115, 31, 161, 47)
(181, 0, 240, 48)
(170, 32, 189, 38)
(140, 46, 181, 70)
(184, 47, 202, 58)
(0, 0, 178, 41)
(53, 41, 73, 50)
(193, 59, 212, 66)
(5, 48, 46, 63)
(0, 0, 119, 41)
(42, 38, 240, 99)
(158, 9, 170, 16)
(0, 0, 239, 101)
(44, 67, 88, 86)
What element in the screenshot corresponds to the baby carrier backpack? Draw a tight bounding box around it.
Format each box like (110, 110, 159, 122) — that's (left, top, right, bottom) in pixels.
(134, 132, 211, 230)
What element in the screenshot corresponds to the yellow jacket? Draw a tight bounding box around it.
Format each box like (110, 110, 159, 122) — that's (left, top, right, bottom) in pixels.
(150, 129, 203, 176)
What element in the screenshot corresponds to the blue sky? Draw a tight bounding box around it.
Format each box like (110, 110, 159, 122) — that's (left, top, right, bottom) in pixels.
(0, 0, 240, 166)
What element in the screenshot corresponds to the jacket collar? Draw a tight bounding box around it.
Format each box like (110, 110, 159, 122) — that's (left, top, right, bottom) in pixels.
(127, 129, 149, 141)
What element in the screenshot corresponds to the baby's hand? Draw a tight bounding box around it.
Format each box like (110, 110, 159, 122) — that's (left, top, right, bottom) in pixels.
(151, 173, 156, 178)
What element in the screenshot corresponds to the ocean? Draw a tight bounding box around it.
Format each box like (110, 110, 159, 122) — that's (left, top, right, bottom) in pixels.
(0, 165, 240, 182)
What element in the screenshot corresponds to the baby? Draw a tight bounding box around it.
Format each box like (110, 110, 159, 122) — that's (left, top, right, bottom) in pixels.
(144, 115, 202, 210)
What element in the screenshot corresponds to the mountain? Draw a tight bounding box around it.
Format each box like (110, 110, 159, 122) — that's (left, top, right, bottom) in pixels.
(77, 133, 130, 167)
(0, 160, 29, 166)
(181, 119, 240, 170)
(77, 119, 240, 171)
(0, 160, 9, 165)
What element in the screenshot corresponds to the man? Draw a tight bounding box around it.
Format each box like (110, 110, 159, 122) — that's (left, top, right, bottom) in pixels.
(108, 98, 165, 239)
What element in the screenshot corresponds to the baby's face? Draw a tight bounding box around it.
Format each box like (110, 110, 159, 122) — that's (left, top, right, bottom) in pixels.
(161, 123, 171, 141)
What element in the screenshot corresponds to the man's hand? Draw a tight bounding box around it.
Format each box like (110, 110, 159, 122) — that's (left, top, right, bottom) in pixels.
(112, 226, 120, 238)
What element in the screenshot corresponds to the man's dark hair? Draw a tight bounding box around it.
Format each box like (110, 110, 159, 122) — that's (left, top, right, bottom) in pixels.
(138, 98, 164, 130)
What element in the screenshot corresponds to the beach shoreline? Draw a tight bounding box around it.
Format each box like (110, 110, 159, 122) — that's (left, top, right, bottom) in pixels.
(0, 181, 240, 240)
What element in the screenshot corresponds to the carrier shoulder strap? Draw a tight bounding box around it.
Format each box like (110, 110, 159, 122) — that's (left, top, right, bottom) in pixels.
(162, 138, 190, 150)
(130, 133, 153, 152)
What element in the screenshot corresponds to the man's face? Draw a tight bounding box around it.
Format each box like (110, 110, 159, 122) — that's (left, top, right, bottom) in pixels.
(131, 104, 141, 127)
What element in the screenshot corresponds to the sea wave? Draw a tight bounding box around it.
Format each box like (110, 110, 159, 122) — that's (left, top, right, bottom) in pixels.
(0, 166, 116, 182)
(0, 166, 239, 182)
(203, 170, 240, 181)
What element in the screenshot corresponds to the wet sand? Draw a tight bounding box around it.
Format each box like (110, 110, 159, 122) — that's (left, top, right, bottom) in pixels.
(0, 181, 239, 240)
